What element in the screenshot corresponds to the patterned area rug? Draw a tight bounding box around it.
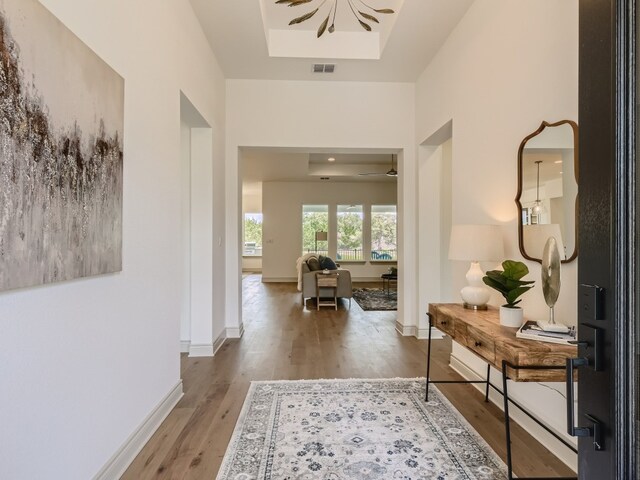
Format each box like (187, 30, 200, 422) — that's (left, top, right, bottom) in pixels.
(352, 288, 397, 311)
(217, 378, 506, 480)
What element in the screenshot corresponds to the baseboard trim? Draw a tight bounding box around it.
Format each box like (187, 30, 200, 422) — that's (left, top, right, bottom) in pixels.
(180, 340, 190, 353)
(189, 343, 214, 357)
(93, 381, 183, 480)
(449, 354, 577, 471)
(417, 328, 445, 340)
(226, 323, 245, 339)
(212, 330, 226, 355)
(395, 321, 445, 340)
(261, 277, 296, 283)
(261, 276, 391, 283)
(395, 321, 411, 336)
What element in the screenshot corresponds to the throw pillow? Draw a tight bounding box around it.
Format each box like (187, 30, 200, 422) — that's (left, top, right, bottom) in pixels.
(319, 256, 338, 270)
(307, 257, 322, 271)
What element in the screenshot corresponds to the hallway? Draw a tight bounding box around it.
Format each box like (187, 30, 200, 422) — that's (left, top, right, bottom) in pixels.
(122, 276, 574, 479)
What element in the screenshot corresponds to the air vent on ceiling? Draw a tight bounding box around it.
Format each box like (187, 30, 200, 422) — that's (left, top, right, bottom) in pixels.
(320, 177, 330, 180)
(312, 63, 335, 74)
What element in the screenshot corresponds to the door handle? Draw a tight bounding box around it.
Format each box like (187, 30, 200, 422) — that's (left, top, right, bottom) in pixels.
(566, 357, 591, 437)
(566, 357, 605, 450)
(570, 324, 604, 371)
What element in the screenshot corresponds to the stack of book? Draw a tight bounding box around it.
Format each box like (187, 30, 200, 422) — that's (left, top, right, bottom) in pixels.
(516, 321, 577, 345)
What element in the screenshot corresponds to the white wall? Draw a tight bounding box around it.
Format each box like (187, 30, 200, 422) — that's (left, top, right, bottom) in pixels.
(418, 139, 454, 334)
(415, 0, 578, 468)
(0, 1, 226, 478)
(226, 80, 416, 335)
(180, 120, 192, 345)
(243, 191, 262, 213)
(261, 181, 397, 281)
(416, 1, 578, 323)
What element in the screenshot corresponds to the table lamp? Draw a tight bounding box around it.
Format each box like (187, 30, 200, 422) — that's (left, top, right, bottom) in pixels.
(449, 224, 505, 310)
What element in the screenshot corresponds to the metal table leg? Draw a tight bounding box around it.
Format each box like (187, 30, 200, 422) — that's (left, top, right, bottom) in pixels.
(426, 332, 577, 480)
(500, 360, 578, 480)
(425, 312, 493, 401)
(502, 361, 514, 480)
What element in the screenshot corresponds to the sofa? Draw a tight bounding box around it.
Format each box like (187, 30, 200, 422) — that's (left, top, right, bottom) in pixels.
(300, 261, 353, 307)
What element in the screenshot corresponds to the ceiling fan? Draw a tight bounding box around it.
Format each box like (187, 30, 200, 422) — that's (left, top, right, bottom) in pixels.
(358, 154, 398, 177)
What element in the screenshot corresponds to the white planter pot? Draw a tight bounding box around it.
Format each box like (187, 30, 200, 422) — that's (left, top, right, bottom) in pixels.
(500, 306, 524, 327)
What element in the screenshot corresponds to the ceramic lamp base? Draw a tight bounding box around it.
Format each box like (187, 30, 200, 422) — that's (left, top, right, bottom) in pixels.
(463, 303, 488, 310)
(459, 261, 491, 309)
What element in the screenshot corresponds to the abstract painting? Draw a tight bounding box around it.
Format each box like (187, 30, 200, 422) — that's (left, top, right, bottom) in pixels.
(0, 0, 124, 292)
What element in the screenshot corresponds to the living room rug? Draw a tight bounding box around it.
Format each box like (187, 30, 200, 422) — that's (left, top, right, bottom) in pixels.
(352, 287, 397, 311)
(216, 378, 507, 480)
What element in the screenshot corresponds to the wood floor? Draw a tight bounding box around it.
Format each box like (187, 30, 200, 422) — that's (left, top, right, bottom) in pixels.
(122, 276, 576, 479)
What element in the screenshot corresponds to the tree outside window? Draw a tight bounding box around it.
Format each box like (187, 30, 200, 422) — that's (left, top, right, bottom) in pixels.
(243, 213, 263, 256)
(302, 205, 329, 255)
(371, 205, 397, 260)
(337, 205, 364, 261)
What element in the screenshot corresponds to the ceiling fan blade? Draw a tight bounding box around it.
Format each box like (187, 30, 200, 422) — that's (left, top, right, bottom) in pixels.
(358, 172, 387, 176)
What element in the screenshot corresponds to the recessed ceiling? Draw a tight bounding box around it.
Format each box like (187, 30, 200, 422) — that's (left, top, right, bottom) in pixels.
(259, 0, 404, 60)
(189, 0, 474, 82)
(241, 150, 398, 190)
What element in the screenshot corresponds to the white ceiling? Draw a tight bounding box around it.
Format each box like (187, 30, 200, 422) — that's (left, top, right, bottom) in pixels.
(189, 0, 474, 82)
(241, 150, 397, 195)
(522, 151, 569, 191)
(196, 2, 474, 191)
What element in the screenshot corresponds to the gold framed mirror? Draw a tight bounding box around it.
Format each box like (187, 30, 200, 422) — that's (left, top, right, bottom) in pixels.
(516, 120, 578, 263)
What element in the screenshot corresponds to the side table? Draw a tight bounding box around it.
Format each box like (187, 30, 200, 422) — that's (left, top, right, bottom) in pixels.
(316, 272, 339, 310)
(380, 273, 397, 296)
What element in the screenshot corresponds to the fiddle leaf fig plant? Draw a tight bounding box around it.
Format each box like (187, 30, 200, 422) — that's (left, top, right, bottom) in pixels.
(483, 260, 535, 308)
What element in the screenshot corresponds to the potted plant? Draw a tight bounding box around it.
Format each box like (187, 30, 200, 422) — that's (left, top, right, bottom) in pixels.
(482, 260, 535, 327)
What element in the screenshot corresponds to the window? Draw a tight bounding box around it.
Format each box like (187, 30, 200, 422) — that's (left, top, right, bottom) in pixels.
(302, 205, 329, 255)
(243, 213, 263, 256)
(371, 205, 397, 260)
(337, 205, 364, 261)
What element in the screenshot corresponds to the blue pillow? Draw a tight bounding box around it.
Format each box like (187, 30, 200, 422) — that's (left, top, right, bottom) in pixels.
(319, 256, 338, 270)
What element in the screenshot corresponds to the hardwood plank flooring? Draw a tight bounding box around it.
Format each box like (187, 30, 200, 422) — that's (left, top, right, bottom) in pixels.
(122, 275, 576, 479)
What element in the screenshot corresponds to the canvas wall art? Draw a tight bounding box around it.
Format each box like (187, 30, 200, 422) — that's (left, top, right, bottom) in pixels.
(0, 0, 124, 292)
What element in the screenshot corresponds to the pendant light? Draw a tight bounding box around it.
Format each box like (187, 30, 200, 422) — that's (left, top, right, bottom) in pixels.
(531, 160, 545, 216)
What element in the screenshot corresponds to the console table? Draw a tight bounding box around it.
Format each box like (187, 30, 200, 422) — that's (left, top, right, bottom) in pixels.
(426, 303, 578, 480)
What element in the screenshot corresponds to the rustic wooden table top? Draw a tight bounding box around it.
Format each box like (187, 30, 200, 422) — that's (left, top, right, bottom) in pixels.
(429, 303, 577, 382)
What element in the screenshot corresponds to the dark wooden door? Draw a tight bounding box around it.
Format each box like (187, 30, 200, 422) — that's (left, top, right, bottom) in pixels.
(577, 0, 638, 478)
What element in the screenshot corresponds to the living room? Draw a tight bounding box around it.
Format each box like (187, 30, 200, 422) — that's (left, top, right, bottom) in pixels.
(241, 151, 398, 284)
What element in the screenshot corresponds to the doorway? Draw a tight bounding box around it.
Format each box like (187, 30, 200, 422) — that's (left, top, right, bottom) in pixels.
(418, 121, 454, 339)
(238, 148, 401, 316)
(179, 92, 216, 357)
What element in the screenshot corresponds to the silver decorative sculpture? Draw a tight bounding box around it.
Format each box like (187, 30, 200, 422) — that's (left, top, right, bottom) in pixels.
(537, 237, 569, 332)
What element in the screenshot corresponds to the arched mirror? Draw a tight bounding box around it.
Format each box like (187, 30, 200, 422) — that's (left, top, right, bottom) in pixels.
(516, 120, 578, 263)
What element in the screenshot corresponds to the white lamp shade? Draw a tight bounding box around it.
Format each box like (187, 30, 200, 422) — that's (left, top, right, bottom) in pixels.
(448, 224, 505, 262)
(523, 224, 565, 260)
